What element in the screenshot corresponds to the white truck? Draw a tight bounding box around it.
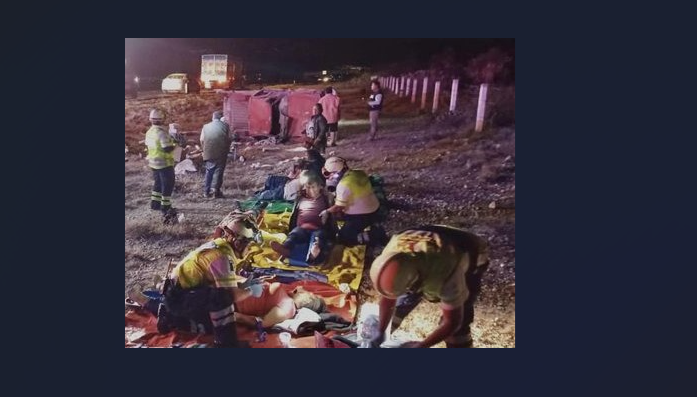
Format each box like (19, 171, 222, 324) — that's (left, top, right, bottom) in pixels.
(201, 54, 241, 89)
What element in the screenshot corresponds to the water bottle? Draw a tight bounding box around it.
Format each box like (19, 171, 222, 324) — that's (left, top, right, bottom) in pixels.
(279, 332, 292, 348)
(358, 314, 380, 348)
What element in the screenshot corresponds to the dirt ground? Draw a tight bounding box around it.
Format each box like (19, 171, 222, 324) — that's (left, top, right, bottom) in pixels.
(125, 80, 515, 347)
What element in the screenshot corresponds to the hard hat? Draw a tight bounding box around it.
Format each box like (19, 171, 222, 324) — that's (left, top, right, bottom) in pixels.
(369, 252, 420, 299)
(222, 214, 262, 243)
(149, 109, 164, 121)
(323, 157, 346, 174)
(369, 229, 444, 298)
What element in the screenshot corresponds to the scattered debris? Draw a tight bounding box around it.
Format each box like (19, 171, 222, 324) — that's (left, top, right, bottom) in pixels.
(174, 159, 198, 174)
(254, 136, 277, 146)
(250, 163, 273, 169)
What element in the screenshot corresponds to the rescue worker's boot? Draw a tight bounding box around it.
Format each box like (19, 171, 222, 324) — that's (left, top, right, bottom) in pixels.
(209, 297, 240, 348)
(162, 208, 179, 225)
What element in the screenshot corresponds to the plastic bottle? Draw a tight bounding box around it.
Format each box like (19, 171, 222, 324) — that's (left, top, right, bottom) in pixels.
(358, 314, 380, 348)
(279, 332, 292, 348)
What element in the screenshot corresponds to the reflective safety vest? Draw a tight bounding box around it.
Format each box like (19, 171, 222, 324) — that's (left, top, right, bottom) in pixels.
(172, 238, 236, 289)
(145, 125, 175, 169)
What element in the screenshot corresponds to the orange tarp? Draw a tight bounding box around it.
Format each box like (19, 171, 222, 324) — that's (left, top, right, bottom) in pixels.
(125, 280, 356, 348)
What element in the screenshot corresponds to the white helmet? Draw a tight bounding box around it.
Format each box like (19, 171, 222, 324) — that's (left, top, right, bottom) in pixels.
(149, 109, 165, 121)
(323, 156, 346, 174)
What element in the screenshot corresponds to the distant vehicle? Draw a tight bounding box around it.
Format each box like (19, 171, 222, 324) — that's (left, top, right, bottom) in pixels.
(161, 73, 199, 94)
(125, 60, 139, 99)
(201, 54, 243, 89)
(126, 73, 139, 98)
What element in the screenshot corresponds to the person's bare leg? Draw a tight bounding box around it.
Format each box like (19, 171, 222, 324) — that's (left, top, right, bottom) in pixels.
(261, 307, 293, 328)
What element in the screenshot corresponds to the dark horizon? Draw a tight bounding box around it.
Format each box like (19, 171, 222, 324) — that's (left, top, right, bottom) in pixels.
(125, 38, 514, 81)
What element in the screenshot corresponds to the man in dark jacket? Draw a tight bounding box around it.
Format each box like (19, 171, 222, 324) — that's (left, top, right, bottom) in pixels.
(200, 110, 231, 198)
(367, 80, 383, 140)
(306, 103, 328, 155)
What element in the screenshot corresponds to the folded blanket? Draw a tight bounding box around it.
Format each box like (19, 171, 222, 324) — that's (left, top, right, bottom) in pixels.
(272, 307, 322, 335)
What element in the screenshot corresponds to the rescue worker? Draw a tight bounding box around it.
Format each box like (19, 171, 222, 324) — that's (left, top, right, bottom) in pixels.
(145, 108, 177, 224)
(156, 215, 265, 348)
(319, 157, 387, 247)
(368, 225, 489, 348)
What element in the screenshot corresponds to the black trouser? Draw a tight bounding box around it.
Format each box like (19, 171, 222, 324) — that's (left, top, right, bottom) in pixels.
(151, 166, 175, 212)
(161, 284, 239, 347)
(337, 210, 380, 247)
(391, 259, 489, 348)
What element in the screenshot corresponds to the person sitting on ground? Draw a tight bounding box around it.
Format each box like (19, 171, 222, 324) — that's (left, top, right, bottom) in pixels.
(282, 160, 305, 201)
(270, 171, 335, 264)
(234, 284, 326, 329)
(283, 149, 326, 200)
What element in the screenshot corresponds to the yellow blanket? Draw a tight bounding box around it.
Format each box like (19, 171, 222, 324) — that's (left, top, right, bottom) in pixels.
(245, 211, 365, 291)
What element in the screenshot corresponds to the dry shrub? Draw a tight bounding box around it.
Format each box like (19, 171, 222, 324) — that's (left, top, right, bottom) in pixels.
(125, 218, 202, 241)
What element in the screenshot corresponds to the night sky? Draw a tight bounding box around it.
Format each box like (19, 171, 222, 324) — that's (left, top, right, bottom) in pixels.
(125, 38, 514, 81)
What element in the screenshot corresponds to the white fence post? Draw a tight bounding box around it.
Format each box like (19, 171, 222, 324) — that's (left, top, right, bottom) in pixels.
(411, 78, 418, 103)
(399, 77, 404, 97)
(475, 83, 489, 132)
(449, 78, 459, 112)
(432, 81, 441, 113)
(406, 77, 411, 97)
(421, 77, 428, 109)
